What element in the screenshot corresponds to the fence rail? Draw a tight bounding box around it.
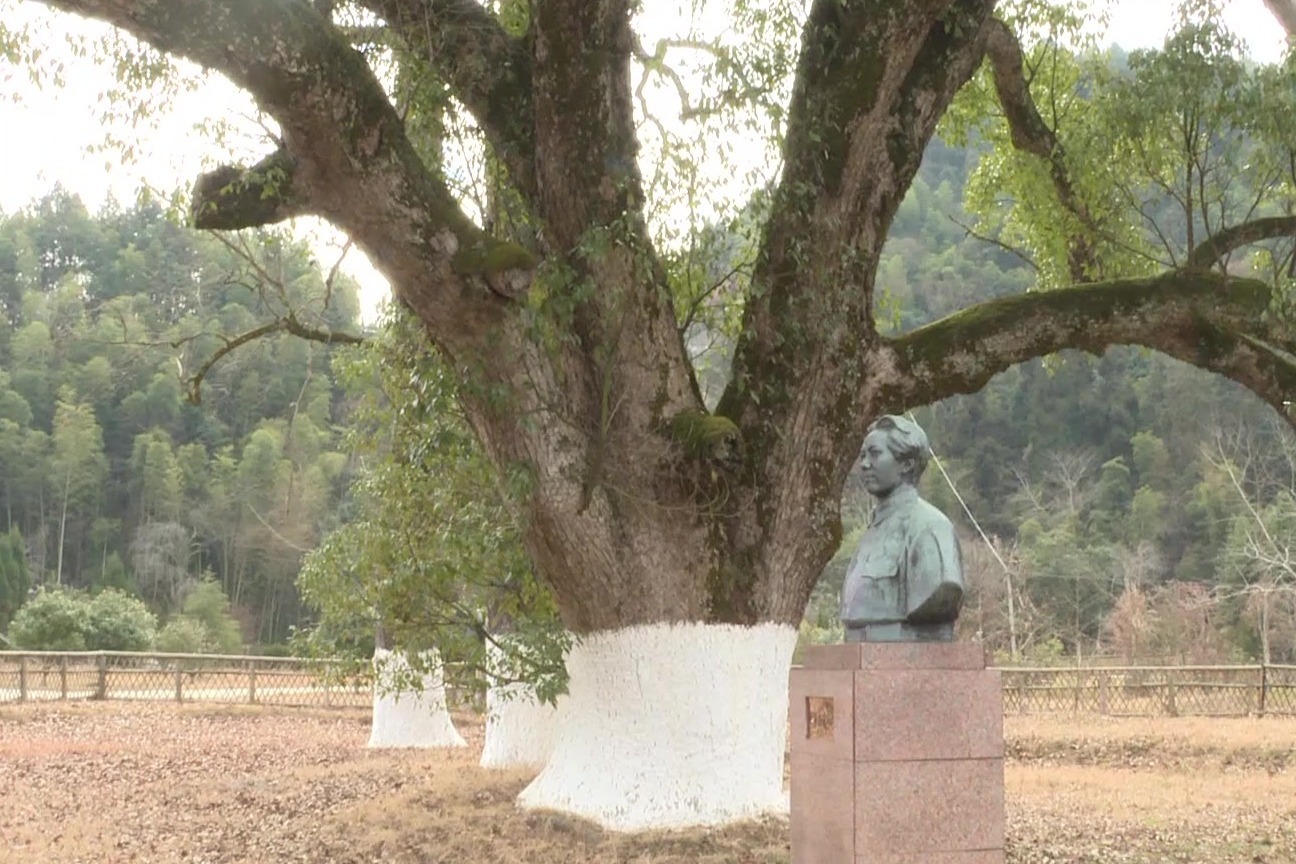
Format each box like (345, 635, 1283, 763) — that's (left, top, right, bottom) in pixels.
(3, 652, 1295, 717)
(998, 663, 1296, 717)
(0, 650, 373, 708)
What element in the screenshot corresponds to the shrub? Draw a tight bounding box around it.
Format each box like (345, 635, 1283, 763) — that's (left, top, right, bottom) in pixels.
(84, 589, 156, 652)
(8, 589, 91, 650)
(154, 617, 212, 654)
(9, 587, 158, 651)
(176, 578, 243, 654)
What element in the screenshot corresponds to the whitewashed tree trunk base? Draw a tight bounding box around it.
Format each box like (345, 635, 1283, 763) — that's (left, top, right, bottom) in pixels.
(480, 639, 563, 769)
(516, 622, 797, 831)
(480, 682, 562, 769)
(367, 648, 467, 749)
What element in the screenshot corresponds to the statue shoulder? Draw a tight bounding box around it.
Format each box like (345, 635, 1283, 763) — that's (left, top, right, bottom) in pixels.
(909, 495, 957, 537)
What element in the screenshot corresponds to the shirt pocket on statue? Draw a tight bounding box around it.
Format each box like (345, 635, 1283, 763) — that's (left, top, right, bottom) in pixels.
(842, 531, 906, 622)
(853, 570, 902, 619)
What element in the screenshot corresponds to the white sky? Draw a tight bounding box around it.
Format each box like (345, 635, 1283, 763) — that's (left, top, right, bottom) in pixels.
(0, 0, 1288, 323)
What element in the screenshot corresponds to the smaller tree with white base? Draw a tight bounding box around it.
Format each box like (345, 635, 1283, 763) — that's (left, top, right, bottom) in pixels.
(368, 647, 466, 749)
(478, 638, 561, 769)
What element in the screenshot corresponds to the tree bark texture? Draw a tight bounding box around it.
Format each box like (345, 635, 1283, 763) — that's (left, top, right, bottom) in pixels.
(33, 0, 1296, 636)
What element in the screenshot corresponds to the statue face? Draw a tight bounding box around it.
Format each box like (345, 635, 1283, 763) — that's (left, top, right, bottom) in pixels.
(859, 428, 907, 496)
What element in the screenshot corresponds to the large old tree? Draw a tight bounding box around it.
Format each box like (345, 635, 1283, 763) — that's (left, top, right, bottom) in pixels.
(22, 0, 1296, 830)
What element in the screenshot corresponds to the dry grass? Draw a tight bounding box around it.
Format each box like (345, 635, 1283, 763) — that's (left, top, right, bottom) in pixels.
(1005, 715, 1296, 863)
(1, 703, 1293, 863)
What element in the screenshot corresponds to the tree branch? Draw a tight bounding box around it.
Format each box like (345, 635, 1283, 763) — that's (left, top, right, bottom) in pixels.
(721, 1, 995, 433)
(181, 313, 366, 405)
(724, 0, 994, 411)
(355, 0, 537, 201)
(884, 270, 1296, 417)
(712, 0, 997, 621)
(191, 146, 305, 230)
(34, 0, 534, 350)
(983, 17, 1098, 281)
(1187, 216, 1296, 269)
(530, 0, 642, 247)
(1264, 0, 1296, 39)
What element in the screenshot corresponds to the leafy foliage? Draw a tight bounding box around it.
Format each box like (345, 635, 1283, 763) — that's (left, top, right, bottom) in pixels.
(8, 588, 90, 650)
(0, 526, 31, 630)
(8, 586, 155, 651)
(165, 577, 243, 654)
(154, 616, 216, 654)
(298, 307, 569, 703)
(83, 588, 157, 651)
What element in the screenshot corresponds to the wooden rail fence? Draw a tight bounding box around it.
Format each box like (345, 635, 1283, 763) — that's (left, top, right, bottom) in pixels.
(997, 663, 1296, 717)
(3, 652, 1294, 717)
(0, 651, 373, 708)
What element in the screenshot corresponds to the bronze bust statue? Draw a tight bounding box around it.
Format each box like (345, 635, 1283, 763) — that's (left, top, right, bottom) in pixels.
(840, 415, 965, 642)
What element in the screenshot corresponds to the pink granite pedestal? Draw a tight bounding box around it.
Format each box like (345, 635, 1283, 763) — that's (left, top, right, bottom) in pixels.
(789, 642, 1005, 864)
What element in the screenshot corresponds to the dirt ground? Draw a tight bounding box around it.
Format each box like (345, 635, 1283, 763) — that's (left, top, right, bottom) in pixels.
(1, 703, 1293, 864)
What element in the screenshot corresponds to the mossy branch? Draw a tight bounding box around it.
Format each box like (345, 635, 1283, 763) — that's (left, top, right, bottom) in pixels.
(886, 270, 1296, 417)
(191, 147, 305, 230)
(36, 0, 537, 350)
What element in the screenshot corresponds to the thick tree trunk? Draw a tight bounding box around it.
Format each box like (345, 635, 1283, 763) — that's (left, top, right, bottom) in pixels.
(516, 622, 797, 829)
(367, 648, 466, 749)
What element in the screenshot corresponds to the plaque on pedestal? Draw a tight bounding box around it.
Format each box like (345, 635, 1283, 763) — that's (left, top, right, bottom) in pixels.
(789, 642, 1005, 864)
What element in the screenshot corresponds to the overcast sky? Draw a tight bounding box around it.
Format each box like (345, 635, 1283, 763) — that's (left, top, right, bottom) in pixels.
(0, 0, 1288, 320)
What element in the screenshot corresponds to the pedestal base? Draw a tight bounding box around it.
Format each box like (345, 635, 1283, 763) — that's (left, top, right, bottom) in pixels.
(789, 642, 1005, 864)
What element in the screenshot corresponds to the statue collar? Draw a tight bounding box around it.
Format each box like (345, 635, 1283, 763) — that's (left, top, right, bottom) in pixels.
(869, 483, 918, 528)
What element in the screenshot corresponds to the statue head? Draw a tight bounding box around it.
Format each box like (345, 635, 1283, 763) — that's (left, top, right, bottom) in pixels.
(859, 415, 932, 495)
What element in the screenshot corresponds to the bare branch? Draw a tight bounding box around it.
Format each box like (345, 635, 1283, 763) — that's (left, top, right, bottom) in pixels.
(1187, 216, 1296, 270)
(948, 214, 1040, 272)
(631, 33, 715, 121)
(183, 314, 366, 405)
(322, 237, 355, 310)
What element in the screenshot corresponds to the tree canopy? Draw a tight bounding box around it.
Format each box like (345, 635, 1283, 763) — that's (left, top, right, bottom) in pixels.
(11, 0, 1296, 643)
(0, 190, 364, 643)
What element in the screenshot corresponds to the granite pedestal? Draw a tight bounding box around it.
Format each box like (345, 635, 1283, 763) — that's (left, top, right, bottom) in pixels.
(789, 642, 1005, 864)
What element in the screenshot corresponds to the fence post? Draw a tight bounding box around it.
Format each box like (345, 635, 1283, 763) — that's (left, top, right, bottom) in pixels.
(59, 655, 68, 700)
(1163, 670, 1178, 717)
(1098, 670, 1109, 715)
(95, 653, 107, 700)
(174, 667, 183, 703)
(18, 655, 27, 702)
(1259, 662, 1268, 717)
(248, 663, 257, 705)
